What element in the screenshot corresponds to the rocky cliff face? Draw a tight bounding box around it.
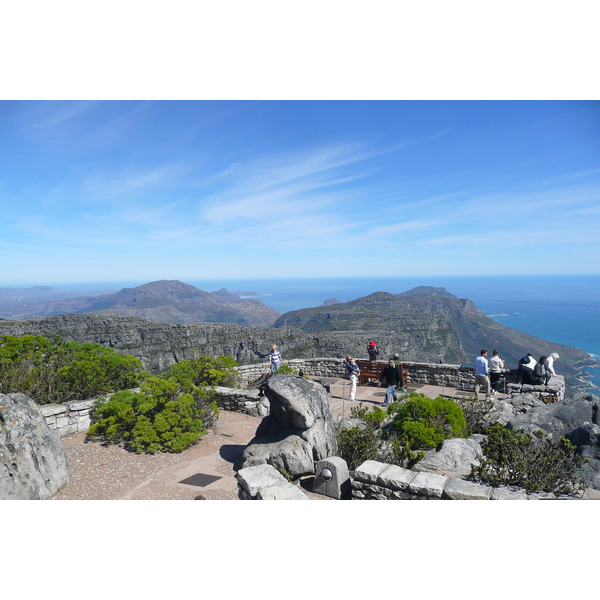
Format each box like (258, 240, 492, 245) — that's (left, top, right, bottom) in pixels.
(273, 291, 592, 382)
(0, 288, 592, 389)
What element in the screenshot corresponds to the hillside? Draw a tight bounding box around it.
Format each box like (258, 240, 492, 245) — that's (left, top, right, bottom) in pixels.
(0, 280, 280, 328)
(272, 288, 592, 381)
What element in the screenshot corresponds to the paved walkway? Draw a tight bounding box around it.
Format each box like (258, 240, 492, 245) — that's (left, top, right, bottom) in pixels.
(50, 378, 486, 501)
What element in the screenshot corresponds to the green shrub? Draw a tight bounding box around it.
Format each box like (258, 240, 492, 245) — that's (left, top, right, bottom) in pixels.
(471, 424, 587, 495)
(337, 426, 380, 471)
(390, 394, 466, 448)
(0, 334, 144, 404)
(88, 358, 228, 453)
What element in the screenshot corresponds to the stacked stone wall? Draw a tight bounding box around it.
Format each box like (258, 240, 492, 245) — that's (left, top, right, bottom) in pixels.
(351, 460, 570, 500)
(39, 398, 97, 438)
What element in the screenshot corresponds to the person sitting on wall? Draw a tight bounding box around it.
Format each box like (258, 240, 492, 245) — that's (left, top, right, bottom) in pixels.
(545, 352, 559, 384)
(379, 358, 403, 407)
(345, 355, 360, 402)
(517, 355, 534, 389)
(531, 355, 548, 386)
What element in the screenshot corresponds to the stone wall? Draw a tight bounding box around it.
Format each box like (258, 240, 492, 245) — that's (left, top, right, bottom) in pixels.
(40, 398, 97, 438)
(351, 460, 570, 500)
(235, 358, 565, 404)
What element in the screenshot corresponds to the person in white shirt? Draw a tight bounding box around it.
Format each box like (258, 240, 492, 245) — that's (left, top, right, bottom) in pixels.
(474, 349, 491, 400)
(489, 349, 505, 395)
(545, 352, 559, 383)
(345, 355, 360, 401)
(268, 345, 282, 375)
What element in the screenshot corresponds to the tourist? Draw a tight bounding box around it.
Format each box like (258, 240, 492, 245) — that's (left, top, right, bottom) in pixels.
(531, 356, 548, 386)
(489, 349, 505, 395)
(516, 355, 534, 388)
(269, 344, 282, 375)
(379, 358, 403, 406)
(546, 352, 559, 383)
(474, 349, 491, 400)
(367, 341, 379, 361)
(345, 355, 360, 401)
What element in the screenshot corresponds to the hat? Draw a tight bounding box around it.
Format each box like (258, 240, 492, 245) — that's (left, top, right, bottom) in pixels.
(369, 341, 377, 346)
(520, 356, 530, 364)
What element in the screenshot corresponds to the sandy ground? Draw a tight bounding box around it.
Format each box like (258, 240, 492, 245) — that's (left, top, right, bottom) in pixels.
(50, 409, 334, 500)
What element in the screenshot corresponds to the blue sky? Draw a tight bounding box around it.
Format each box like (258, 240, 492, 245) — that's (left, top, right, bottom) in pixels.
(1, 100, 599, 286)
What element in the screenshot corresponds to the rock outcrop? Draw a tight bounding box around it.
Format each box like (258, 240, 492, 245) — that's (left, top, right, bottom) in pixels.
(240, 375, 337, 477)
(0, 393, 70, 499)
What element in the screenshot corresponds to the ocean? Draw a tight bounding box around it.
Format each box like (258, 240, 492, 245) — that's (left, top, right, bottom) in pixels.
(187, 274, 600, 390)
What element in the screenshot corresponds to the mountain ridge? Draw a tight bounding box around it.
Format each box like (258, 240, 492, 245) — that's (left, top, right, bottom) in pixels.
(0, 280, 280, 328)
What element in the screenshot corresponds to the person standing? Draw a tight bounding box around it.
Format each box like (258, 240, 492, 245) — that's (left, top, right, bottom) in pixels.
(268, 344, 282, 375)
(379, 358, 403, 407)
(367, 341, 379, 361)
(474, 349, 491, 400)
(489, 349, 505, 395)
(345, 355, 360, 401)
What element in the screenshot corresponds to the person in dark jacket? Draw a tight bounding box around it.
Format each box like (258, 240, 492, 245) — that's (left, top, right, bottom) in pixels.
(379, 358, 403, 406)
(367, 341, 379, 361)
(531, 356, 548, 386)
(516, 355, 534, 389)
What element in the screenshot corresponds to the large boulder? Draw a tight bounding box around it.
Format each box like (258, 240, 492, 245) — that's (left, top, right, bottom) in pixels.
(240, 375, 337, 477)
(507, 393, 598, 441)
(566, 422, 600, 491)
(0, 393, 70, 499)
(414, 436, 484, 476)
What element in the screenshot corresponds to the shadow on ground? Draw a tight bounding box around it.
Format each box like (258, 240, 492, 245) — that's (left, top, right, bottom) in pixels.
(219, 444, 246, 468)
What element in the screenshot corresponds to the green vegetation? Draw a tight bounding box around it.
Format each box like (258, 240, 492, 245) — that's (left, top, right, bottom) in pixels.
(471, 424, 587, 495)
(0, 334, 144, 404)
(336, 394, 467, 470)
(88, 356, 235, 453)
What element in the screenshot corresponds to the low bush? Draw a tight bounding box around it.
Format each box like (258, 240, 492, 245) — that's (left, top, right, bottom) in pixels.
(87, 356, 233, 453)
(0, 334, 144, 404)
(471, 424, 587, 495)
(389, 393, 466, 447)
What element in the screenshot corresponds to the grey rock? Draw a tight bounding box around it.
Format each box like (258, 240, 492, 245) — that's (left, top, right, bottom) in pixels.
(236, 463, 289, 497)
(257, 484, 309, 500)
(408, 471, 449, 498)
(443, 478, 492, 500)
(354, 460, 390, 484)
(240, 376, 337, 477)
(240, 432, 315, 475)
(507, 394, 596, 441)
(0, 393, 70, 500)
(377, 464, 417, 490)
(312, 456, 351, 499)
(415, 437, 483, 475)
(490, 486, 530, 500)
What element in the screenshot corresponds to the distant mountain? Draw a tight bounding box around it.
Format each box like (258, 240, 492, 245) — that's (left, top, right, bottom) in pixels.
(399, 286, 457, 298)
(272, 287, 591, 384)
(0, 280, 280, 328)
(322, 298, 342, 306)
